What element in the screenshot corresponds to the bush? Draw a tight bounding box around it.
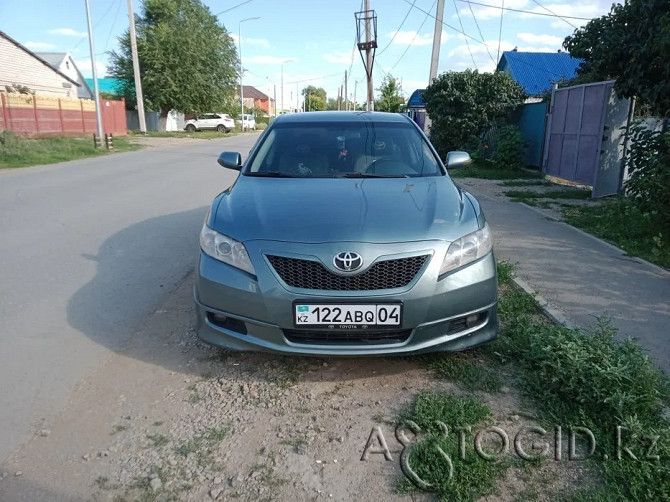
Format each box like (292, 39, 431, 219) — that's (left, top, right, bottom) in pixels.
(423, 70, 525, 156)
(491, 125, 524, 170)
(625, 121, 670, 231)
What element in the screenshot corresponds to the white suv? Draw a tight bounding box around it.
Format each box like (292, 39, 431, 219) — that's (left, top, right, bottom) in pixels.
(236, 114, 256, 131)
(184, 113, 235, 133)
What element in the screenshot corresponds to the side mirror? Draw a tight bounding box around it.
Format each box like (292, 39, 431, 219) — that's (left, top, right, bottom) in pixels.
(217, 151, 242, 170)
(446, 151, 472, 169)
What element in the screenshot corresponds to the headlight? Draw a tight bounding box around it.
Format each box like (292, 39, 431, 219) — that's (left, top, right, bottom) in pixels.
(200, 224, 255, 275)
(440, 223, 492, 275)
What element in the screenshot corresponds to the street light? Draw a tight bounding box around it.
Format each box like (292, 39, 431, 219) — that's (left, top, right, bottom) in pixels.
(281, 59, 293, 115)
(239, 16, 260, 128)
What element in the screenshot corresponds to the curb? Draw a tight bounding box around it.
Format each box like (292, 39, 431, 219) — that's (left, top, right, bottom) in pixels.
(517, 202, 670, 278)
(511, 276, 577, 329)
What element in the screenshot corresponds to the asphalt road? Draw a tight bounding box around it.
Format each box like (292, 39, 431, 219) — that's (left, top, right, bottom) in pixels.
(0, 133, 259, 463)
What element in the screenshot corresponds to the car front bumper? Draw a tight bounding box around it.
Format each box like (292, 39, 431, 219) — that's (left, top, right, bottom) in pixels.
(194, 240, 498, 356)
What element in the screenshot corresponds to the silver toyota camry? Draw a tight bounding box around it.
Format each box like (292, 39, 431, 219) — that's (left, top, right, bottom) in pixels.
(194, 111, 497, 355)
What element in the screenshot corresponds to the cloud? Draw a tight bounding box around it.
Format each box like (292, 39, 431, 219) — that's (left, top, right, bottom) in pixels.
(73, 58, 108, 78)
(47, 28, 87, 38)
(230, 34, 270, 47)
(389, 30, 434, 47)
(25, 41, 57, 50)
(517, 32, 564, 46)
(244, 56, 297, 65)
(323, 50, 354, 65)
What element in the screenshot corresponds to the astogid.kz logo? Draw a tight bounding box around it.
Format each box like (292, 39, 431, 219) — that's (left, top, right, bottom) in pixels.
(360, 422, 661, 491)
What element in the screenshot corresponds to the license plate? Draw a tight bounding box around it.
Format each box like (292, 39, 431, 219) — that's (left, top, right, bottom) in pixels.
(294, 304, 402, 327)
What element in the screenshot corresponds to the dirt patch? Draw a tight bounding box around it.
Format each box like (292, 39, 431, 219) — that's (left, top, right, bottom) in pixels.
(0, 273, 590, 501)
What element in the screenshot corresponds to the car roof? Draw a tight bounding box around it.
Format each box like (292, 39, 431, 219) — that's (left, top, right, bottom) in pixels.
(273, 111, 412, 125)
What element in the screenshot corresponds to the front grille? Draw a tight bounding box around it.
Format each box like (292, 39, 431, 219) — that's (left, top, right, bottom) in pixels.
(266, 255, 429, 291)
(283, 329, 412, 345)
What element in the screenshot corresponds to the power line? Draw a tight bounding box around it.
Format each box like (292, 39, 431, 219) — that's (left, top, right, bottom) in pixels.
(530, 0, 578, 29)
(388, 0, 437, 72)
(69, 0, 118, 53)
(458, 0, 593, 21)
(452, 0, 477, 69)
(466, 0, 496, 65)
(496, 0, 504, 63)
(286, 72, 342, 85)
(400, 0, 484, 46)
(215, 0, 254, 16)
(103, 0, 123, 53)
(377, 0, 417, 56)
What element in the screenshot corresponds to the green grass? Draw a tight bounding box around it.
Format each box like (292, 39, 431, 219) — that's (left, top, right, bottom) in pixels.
(147, 433, 169, 448)
(499, 180, 553, 187)
(396, 393, 510, 501)
(128, 129, 241, 139)
(423, 353, 502, 393)
(563, 198, 670, 269)
(449, 162, 543, 180)
(0, 131, 141, 169)
(486, 263, 670, 501)
(505, 189, 592, 201)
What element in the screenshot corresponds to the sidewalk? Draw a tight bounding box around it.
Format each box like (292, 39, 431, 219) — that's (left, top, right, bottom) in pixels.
(459, 179, 670, 374)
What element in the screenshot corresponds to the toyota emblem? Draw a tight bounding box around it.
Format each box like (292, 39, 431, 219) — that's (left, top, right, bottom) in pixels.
(333, 251, 363, 272)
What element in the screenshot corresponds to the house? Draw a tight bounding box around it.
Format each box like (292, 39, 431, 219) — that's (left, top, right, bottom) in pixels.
(0, 31, 81, 97)
(496, 50, 583, 96)
(36, 52, 93, 99)
(85, 78, 122, 96)
(238, 85, 274, 116)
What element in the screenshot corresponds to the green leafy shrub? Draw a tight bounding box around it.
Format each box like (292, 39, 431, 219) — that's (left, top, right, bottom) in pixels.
(423, 69, 525, 156)
(625, 121, 670, 232)
(491, 125, 524, 170)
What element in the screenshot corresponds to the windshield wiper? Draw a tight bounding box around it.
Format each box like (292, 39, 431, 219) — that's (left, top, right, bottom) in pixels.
(247, 171, 295, 178)
(335, 172, 409, 178)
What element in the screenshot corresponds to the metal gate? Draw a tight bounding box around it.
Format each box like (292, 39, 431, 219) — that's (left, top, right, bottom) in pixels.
(543, 81, 615, 186)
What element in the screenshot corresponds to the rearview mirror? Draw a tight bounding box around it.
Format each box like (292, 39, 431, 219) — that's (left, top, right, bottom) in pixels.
(217, 151, 242, 170)
(445, 151, 472, 169)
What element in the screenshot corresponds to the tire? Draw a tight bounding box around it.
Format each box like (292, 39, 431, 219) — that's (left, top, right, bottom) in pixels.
(216, 124, 225, 133)
(185, 124, 196, 132)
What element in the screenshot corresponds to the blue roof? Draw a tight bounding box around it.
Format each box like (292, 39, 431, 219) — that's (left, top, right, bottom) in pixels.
(497, 51, 583, 95)
(406, 89, 426, 110)
(85, 77, 121, 94)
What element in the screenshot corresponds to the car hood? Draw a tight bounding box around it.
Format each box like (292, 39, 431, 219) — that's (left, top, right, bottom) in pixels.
(211, 176, 479, 244)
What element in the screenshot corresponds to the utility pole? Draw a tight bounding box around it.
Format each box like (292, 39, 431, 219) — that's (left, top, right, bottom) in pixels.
(126, 0, 146, 134)
(425, 0, 446, 135)
(273, 84, 277, 117)
(353, 80, 358, 111)
(365, 0, 373, 110)
(84, 0, 104, 145)
(428, 0, 445, 84)
(355, 3, 377, 111)
(344, 70, 348, 111)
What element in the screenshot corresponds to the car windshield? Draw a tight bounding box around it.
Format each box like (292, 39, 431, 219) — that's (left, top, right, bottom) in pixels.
(245, 120, 443, 178)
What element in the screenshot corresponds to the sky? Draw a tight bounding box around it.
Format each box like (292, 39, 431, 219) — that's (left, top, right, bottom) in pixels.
(1, 0, 621, 111)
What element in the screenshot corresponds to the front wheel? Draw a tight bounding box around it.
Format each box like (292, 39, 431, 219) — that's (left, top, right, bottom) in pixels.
(216, 124, 225, 133)
(185, 124, 196, 132)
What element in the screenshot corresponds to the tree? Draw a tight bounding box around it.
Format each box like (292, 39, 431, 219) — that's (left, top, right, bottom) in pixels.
(564, 0, 670, 116)
(374, 75, 403, 112)
(109, 0, 238, 123)
(301, 86, 326, 111)
(326, 98, 339, 110)
(422, 70, 526, 155)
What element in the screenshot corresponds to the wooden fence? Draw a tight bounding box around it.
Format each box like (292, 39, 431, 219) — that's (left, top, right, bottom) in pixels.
(0, 92, 127, 136)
